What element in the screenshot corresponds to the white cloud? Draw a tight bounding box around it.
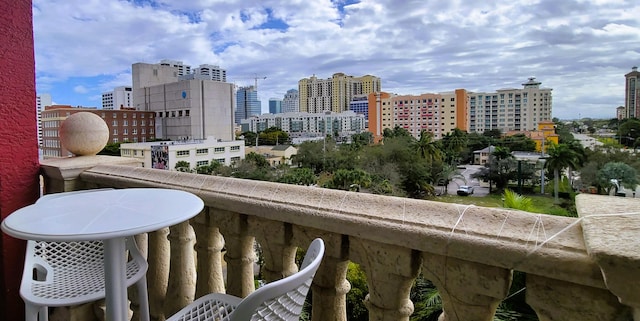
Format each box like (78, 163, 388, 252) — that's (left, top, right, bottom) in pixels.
(32, 0, 640, 119)
(73, 85, 88, 94)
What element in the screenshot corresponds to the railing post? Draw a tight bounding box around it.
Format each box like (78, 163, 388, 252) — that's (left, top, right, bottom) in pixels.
(217, 210, 256, 298)
(249, 218, 297, 282)
(147, 228, 170, 321)
(164, 220, 197, 317)
(351, 238, 420, 321)
(306, 233, 349, 321)
(192, 207, 226, 298)
(527, 274, 632, 321)
(422, 254, 512, 321)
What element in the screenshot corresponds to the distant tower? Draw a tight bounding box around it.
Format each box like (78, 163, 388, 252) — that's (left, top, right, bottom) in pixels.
(269, 98, 282, 114)
(36, 93, 52, 151)
(192, 64, 227, 82)
(625, 66, 640, 119)
(235, 86, 261, 124)
(159, 59, 191, 76)
(102, 86, 133, 110)
(282, 89, 299, 113)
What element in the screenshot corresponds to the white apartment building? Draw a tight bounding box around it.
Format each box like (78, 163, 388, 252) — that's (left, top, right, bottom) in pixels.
(469, 78, 552, 133)
(159, 59, 191, 76)
(240, 111, 365, 139)
(188, 64, 227, 82)
(102, 86, 133, 110)
(120, 136, 245, 170)
(282, 89, 299, 113)
(36, 93, 52, 150)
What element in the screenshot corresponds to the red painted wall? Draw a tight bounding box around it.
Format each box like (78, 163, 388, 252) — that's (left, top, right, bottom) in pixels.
(0, 0, 39, 320)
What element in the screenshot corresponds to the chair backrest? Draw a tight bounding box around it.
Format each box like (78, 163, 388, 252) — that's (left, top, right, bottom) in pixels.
(230, 238, 325, 321)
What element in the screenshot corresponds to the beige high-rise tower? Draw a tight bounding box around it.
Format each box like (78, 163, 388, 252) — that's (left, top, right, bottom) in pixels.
(299, 73, 381, 113)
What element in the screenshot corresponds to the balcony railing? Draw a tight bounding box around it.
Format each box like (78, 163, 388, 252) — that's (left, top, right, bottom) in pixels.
(39, 156, 640, 321)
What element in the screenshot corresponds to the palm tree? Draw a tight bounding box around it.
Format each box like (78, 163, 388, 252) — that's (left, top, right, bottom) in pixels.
(545, 142, 581, 203)
(413, 130, 443, 163)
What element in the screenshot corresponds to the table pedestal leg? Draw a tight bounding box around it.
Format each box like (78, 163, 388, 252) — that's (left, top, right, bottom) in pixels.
(104, 238, 128, 321)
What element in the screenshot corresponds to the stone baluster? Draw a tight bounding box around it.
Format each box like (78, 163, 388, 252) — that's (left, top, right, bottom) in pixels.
(147, 228, 170, 321)
(350, 238, 420, 321)
(216, 209, 256, 298)
(421, 253, 512, 321)
(526, 275, 632, 321)
(302, 233, 349, 321)
(164, 220, 198, 317)
(249, 218, 297, 282)
(192, 207, 226, 298)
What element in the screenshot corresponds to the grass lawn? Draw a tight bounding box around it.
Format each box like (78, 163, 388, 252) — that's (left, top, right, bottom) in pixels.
(434, 192, 576, 217)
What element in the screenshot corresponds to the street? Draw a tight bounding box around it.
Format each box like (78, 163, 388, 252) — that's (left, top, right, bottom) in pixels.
(441, 164, 490, 197)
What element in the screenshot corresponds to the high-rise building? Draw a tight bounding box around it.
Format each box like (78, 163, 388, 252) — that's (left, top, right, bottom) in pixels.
(269, 98, 282, 114)
(36, 93, 52, 150)
(468, 78, 552, 133)
(298, 73, 381, 113)
(282, 89, 299, 113)
(349, 94, 369, 120)
(625, 66, 640, 119)
(235, 86, 261, 124)
(159, 59, 191, 76)
(189, 64, 227, 82)
(102, 86, 133, 110)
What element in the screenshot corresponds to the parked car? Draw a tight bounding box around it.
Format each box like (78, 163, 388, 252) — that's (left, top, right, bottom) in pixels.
(457, 185, 474, 196)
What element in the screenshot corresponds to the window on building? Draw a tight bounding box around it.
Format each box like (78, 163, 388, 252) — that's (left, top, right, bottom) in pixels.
(123, 113, 127, 118)
(177, 150, 190, 157)
(185, 110, 190, 117)
(142, 128, 146, 134)
(196, 148, 208, 155)
(113, 128, 118, 135)
(132, 129, 137, 135)
(231, 156, 241, 163)
(216, 158, 225, 164)
(133, 120, 137, 126)
(123, 120, 128, 126)
(214, 147, 225, 153)
(196, 160, 209, 167)
(123, 128, 128, 135)
(101, 113, 106, 118)
(230, 146, 240, 152)
(113, 120, 118, 126)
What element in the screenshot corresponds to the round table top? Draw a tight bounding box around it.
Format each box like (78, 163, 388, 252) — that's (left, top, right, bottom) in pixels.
(1, 188, 204, 241)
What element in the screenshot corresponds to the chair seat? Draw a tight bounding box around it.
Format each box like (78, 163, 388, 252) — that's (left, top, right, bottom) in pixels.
(21, 239, 146, 306)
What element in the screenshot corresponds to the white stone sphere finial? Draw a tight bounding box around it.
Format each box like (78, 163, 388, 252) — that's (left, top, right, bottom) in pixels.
(59, 112, 110, 156)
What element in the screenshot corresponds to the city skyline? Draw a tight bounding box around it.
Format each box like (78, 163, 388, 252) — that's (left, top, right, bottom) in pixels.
(33, 0, 640, 120)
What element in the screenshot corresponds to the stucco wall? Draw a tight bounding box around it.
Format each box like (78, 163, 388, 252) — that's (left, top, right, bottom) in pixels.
(0, 0, 39, 319)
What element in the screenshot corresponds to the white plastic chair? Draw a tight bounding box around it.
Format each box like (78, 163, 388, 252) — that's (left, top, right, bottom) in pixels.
(166, 238, 325, 321)
(21, 190, 150, 321)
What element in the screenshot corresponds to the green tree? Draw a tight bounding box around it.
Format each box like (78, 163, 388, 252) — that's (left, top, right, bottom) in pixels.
(98, 142, 121, 156)
(503, 189, 536, 212)
(278, 168, 317, 186)
(597, 162, 639, 195)
(413, 130, 443, 164)
(174, 160, 191, 172)
(441, 129, 468, 165)
(323, 169, 372, 191)
(240, 131, 258, 146)
(245, 152, 270, 168)
(545, 142, 581, 203)
(500, 134, 536, 152)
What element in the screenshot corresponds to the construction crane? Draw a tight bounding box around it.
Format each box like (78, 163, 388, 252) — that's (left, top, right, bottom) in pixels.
(233, 74, 267, 90)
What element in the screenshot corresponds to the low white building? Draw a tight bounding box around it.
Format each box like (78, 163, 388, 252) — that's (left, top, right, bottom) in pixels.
(240, 110, 365, 139)
(120, 136, 245, 171)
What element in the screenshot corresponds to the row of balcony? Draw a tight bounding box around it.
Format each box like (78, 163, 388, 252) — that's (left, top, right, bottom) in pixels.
(38, 155, 640, 321)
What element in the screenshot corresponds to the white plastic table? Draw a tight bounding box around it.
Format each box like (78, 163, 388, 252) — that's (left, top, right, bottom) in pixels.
(1, 188, 204, 321)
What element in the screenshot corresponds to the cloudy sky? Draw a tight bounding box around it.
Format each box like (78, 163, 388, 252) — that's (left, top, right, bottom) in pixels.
(34, 0, 640, 120)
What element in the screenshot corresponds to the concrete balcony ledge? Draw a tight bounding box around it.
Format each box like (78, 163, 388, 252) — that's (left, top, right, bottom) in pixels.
(80, 164, 600, 286)
(578, 194, 640, 308)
